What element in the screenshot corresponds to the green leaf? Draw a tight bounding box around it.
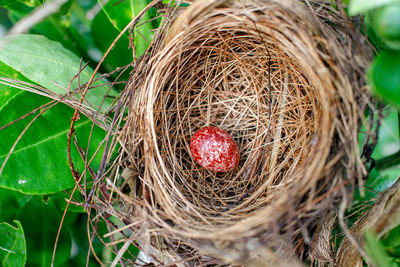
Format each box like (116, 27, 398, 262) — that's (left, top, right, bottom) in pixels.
(99, 0, 133, 33)
(0, 61, 32, 102)
(1, 0, 72, 13)
(162, 0, 176, 5)
(0, 94, 107, 194)
(383, 224, 400, 248)
(98, 0, 154, 57)
(0, 188, 31, 222)
(349, 0, 400, 15)
(132, 0, 154, 56)
(6, 0, 41, 7)
(369, 50, 400, 109)
(373, 4, 400, 41)
(8, 10, 81, 56)
(91, 3, 132, 75)
(0, 34, 114, 112)
(354, 106, 400, 202)
(0, 1, 32, 12)
(0, 186, 100, 265)
(365, 229, 396, 267)
(17, 195, 72, 266)
(22, 0, 42, 7)
(48, 190, 85, 213)
(0, 187, 99, 265)
(57, 0, 73, 16)
(372, 106, 400, 160)
(7, 0, 90, 59)
(0, 188, 83, 265)
(0, 220, 26, 267)
(67, 215, 106, 266)
(371, 4, 400, 50)
(0, 63, 107, 194)
(363, 12, 386, 52)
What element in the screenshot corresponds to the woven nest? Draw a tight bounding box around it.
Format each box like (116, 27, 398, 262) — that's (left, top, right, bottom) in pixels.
(107, 0, 374, 264)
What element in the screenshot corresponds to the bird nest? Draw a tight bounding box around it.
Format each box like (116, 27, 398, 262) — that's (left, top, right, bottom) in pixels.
(95, 0, 375, 264)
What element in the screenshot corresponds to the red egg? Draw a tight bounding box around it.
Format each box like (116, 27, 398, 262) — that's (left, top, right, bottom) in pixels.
(190, 126, 239, 172)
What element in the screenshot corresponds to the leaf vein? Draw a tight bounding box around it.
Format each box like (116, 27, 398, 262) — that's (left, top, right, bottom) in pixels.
(0, 119, 91, 159)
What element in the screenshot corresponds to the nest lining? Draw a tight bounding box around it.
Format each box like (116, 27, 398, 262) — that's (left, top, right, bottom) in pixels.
(156, 33, 319, 213)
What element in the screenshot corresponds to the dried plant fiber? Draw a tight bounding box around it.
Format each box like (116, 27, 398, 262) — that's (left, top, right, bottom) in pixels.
(111, 0, 374, 264)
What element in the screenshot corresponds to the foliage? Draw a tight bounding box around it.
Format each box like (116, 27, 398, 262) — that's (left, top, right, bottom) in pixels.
(0, 0, 154, 265)
(349, 0, 400, 264)
(349, 0, 400, 15)
(350, 0, 400, 107)
(370, 51, 400, 109)
(365, 229, 397, 267)
(0, 220, 26, 267)
(0, 34, 113, 110)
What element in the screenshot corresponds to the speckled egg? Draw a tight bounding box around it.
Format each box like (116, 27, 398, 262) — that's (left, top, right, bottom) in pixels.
(190, 126, 239, 172)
